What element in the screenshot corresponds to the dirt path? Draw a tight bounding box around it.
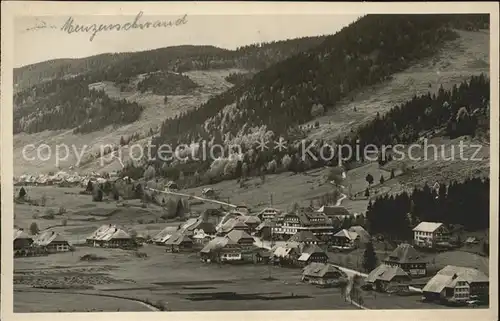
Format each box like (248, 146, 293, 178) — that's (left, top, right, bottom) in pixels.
(15, 288, 161, 311)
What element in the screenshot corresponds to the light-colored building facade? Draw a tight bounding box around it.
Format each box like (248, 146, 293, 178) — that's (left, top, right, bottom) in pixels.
(413, 222, 450, 248)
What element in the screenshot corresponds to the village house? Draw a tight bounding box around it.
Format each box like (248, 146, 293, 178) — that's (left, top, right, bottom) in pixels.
(254, 220, 275, 240)
(331, 229, 360, 249)
(297, 244, 329, 267)
(384, 243, 427, 277)
(413, 222, 450, 248)
(366, 264, 412, 293)
(288, 230, 321, 245)
(272, 242, 302, 265)
(422, 265, 489, 304)
(164, 233, 194, 253)
(200, 237, 242, 263)
(86, 224, 135, 248)
(257, 207, 282, 221)
(180, 216, 217, 235)
(301, 262, 348, 287)
(14, 228, 33, 251)
(348, 225, 371, 244)
(316, 205, 352, 220)
(239, 215, 261, 233)
(217, 217, 251, 235)
(192, 230, 213, 246)
(226, 229, 255, 249)
(152, 226, 178, 245)
(33, 231, 71, 253)
(272, 209, 335, 241)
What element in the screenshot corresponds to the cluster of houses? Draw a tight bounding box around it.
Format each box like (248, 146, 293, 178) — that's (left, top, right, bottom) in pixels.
(13, 199, 489, 307)
(14, 227, 72, 256)
(14, 170, 118, 187)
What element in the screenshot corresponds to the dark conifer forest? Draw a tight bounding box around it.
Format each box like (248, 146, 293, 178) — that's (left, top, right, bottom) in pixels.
(366, 177, 489, 239)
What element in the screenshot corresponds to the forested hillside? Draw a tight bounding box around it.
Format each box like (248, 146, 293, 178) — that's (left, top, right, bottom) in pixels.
(14, 36, 327, 91)
(155, 14, 489, 147)
(14, 37, 327, 135)
(142, 73, 489, 187)
(366, 177, 489, 240)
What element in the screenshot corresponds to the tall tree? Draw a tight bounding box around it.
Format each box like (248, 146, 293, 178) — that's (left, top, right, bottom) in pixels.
(362, 241, 378, 272)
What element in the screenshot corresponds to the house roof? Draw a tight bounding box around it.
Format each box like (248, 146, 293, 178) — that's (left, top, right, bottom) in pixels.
(164, 233, 193, 245)
(300, 244, 326, 255)
(366, 264, 410, 283)
(33, 231, 69, 246)
(423, 265, 488, 293)
(258, 208, 281, 215)
(302, 262, 346, 278)
(289, 230, 320, 243)
(334, 229, 359, 241)
(240, 215, 261, 225)
(385, 243, 426, 264)
(152, 226, 179, 243)
(297, 245, 327, 262)
(348, 226, 371, 243)
(200, 236, 240, 253)
(87, 224, 132, 241)
(317, 206, 350, 217)
(226, 229, 254, 243)
(437, 265, 489, 282)
(412, 222, 444, 233)
(255, 220, 275, 231)
(14, 228, 33, 241)
(219, 218, 249, 234)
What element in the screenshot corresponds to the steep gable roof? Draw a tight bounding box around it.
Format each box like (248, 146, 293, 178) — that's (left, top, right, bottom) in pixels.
(385, 243, 426, 264)
(366, 264, 410, 283)
(348, 225, 371, 242)
(226, 229, 254, 243)
(289, 230, 320, 243)
(302, 262, 346, 278)
(33, 231, 69, 246)
(317, 206, 350, 217)
(334, 229, 359, 240)
(412, 222, 444, 233)
(14, 228, 33, 241)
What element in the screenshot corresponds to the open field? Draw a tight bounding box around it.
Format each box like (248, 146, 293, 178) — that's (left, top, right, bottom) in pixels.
(14, 245, 358, 312)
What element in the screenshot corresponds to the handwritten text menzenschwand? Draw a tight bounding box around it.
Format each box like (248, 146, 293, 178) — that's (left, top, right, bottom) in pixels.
(61, 12, 188, 41)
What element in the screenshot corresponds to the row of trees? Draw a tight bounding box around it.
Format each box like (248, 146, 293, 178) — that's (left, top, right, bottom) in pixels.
(136, 71, 199, 96)
(366, 177, 490, 240)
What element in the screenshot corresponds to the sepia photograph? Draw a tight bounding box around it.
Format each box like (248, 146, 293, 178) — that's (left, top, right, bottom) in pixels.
(1, 2, 498, 320)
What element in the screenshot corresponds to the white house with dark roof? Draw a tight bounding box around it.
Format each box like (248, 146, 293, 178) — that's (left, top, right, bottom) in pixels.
(423, 265, 489, 304)
(413, 222, 450, 248)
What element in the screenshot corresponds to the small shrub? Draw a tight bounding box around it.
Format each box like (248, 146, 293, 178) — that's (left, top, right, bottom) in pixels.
(58, 207, 66, 215)
(135, 251, 148, 258)
(80, 254, 106, 261)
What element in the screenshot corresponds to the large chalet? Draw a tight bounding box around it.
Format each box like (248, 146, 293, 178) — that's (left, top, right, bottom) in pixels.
(384, 243, 427, 277)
